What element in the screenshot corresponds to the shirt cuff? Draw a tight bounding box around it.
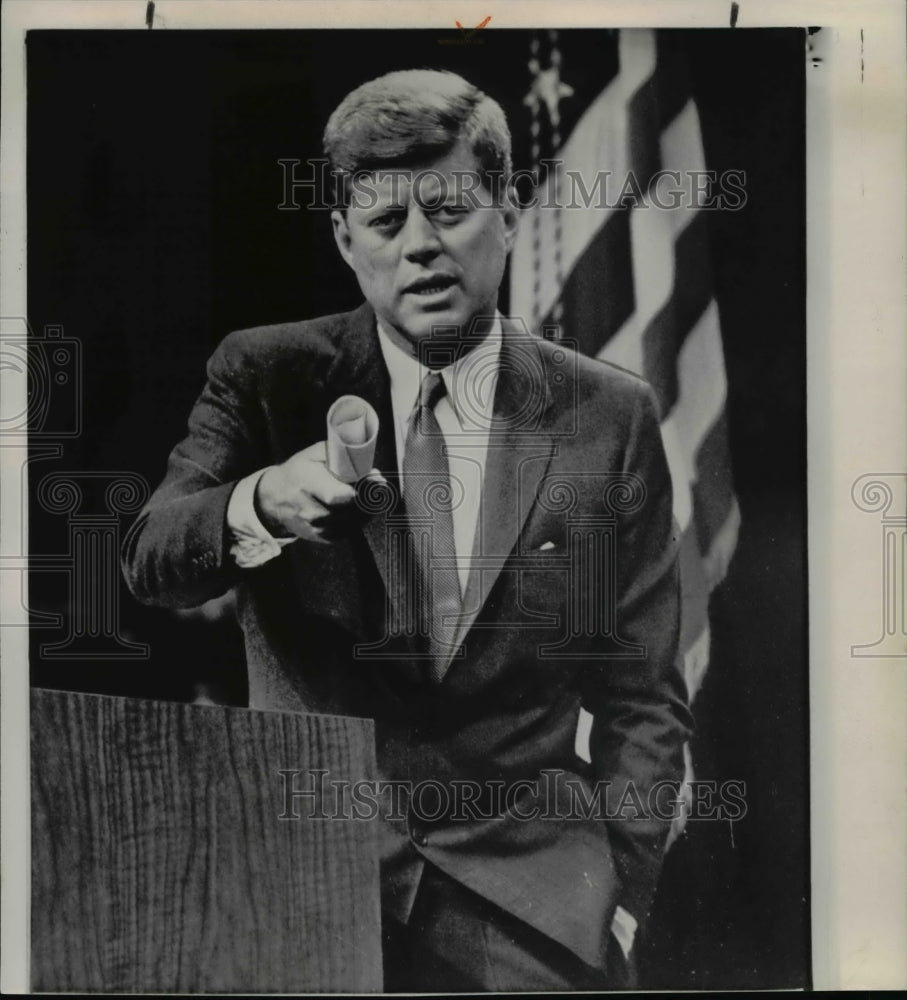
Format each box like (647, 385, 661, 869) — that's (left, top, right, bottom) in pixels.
(226, 468, 297, 569)
(611, 905, 638, 959)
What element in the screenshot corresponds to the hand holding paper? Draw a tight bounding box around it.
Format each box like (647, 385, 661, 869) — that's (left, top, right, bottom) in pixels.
(253, 395, 381, 543)
(326, 395, 379, 484)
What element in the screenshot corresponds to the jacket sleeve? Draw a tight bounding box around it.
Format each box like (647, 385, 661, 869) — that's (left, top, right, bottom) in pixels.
(582, 381, 694, 926)
(121, 330, 269, 609)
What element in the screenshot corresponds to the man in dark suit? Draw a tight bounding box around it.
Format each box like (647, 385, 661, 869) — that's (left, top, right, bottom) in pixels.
(122, 69, 692, 991)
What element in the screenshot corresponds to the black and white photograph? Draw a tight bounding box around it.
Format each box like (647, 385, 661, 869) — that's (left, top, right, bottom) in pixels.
(1, 0, 904, 994)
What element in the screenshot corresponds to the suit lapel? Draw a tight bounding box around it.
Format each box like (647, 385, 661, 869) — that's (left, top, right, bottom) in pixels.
(442, 324, 557, 677)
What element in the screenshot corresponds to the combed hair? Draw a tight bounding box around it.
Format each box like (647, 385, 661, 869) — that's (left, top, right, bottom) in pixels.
(323, 69, 512, 197)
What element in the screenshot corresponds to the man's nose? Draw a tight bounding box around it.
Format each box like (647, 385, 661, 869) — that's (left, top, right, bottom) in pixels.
(401, 208, 442, 262)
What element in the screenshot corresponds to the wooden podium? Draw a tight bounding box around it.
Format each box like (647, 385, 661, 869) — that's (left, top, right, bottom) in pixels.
(30, 688, 383, 993)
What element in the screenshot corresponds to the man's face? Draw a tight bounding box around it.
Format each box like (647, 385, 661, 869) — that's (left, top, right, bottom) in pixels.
(331, 140, 519, 349)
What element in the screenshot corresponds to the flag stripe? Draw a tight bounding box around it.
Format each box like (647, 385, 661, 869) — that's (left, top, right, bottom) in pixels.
(660, 99, 707, 193)
(596, 191, 675, 367)
(655, 31, 696, 132)
(682, 623, 712, 702)
(678, 526, 711, 650)
(690, 410, 738, 558)
(703, 498, 741, 587)
(625, 70, 662, 191)
(659, 411, 694, 531)
(575, 706, 594, 764)
(640, 212, 715, 416)
(549, 209, 634, 354)
(673, 301, 727, 467)
(670, 211, 715, 336)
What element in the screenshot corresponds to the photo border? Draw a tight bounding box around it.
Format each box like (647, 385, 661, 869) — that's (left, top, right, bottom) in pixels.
(2, 0, 904, 991)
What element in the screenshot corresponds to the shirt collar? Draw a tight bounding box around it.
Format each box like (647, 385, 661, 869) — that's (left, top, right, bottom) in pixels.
(375, 314, 502, 429)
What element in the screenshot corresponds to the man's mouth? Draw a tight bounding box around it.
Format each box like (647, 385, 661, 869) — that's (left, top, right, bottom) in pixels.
(404, 275, 458, 296)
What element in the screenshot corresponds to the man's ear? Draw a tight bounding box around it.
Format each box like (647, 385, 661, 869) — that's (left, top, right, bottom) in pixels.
(500, 187, 521, 255)
(331, 210, 354, 268)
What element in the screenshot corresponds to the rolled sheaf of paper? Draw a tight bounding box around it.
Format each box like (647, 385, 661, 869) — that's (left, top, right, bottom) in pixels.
(326, 395, 379, 483)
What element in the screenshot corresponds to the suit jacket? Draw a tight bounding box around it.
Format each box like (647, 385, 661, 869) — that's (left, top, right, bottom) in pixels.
(122, 302, 692, 969)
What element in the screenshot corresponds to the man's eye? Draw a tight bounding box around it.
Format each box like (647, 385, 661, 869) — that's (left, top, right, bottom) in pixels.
(433, 205, 469, 226)
(370, 212, 404, 230)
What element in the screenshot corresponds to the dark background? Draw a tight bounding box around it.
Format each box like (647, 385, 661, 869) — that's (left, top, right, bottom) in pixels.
(26, 28, 808, 990)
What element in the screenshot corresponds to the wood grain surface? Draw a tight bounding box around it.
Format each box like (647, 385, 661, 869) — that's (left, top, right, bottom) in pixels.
(30, 688, 382, 992)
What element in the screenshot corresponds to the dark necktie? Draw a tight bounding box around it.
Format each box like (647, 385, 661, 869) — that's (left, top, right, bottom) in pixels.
(402, 371, 461, 683)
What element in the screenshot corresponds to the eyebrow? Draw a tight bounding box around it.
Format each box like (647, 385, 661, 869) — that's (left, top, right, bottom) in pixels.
(359, 200, 406, 215)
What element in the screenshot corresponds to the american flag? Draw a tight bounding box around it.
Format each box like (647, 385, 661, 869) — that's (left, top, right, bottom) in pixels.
(510, 29, 741, 828)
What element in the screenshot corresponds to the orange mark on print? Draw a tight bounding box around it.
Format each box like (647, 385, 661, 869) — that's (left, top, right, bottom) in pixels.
(455, 16, 492, 40)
